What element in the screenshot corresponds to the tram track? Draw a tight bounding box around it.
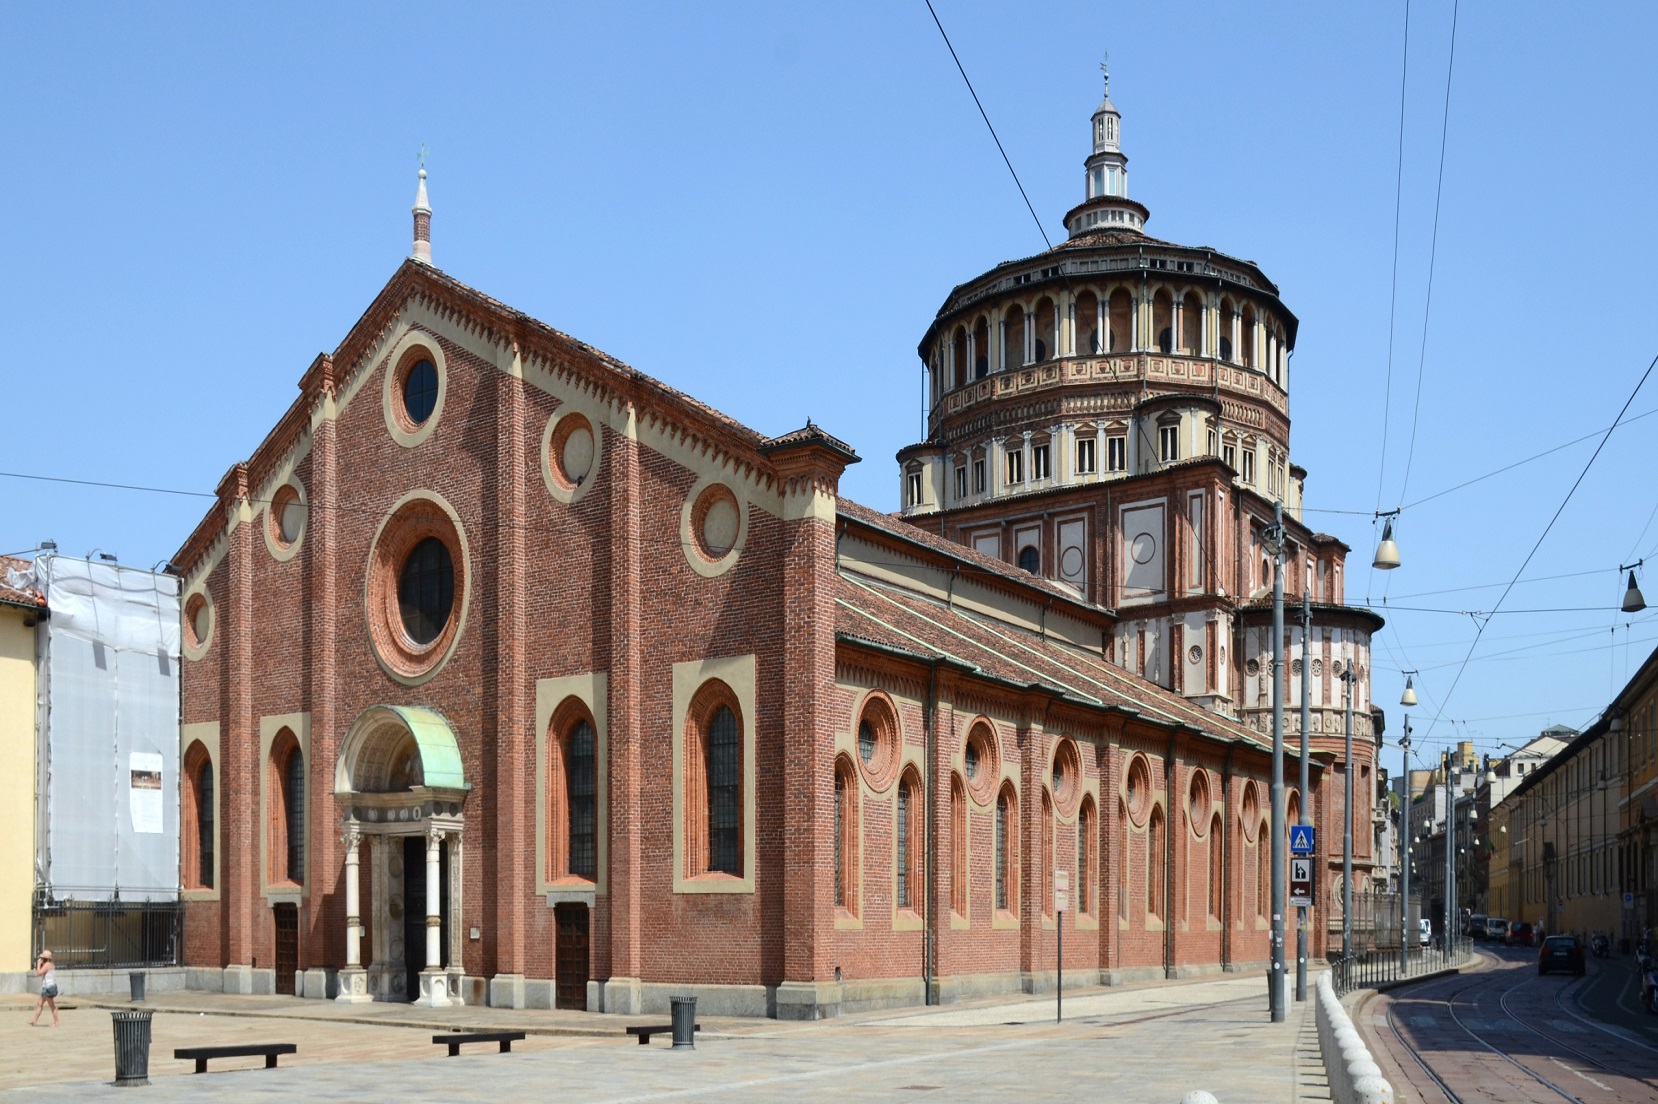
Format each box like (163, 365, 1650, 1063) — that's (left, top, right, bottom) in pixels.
(1374, 952, 1654, 1103)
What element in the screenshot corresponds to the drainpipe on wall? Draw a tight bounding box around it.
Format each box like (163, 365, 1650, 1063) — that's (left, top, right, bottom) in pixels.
(1221, 740, 1236, 971)
(1165, 729, 1178, 979)
(924, 660, 939, 1004)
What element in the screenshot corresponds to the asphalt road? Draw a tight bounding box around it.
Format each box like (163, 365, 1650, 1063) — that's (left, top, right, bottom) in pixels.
(1364, 943, 1658, 1103)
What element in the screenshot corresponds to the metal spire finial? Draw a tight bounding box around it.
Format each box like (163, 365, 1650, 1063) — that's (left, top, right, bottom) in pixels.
(1100, 51, 1109, 92)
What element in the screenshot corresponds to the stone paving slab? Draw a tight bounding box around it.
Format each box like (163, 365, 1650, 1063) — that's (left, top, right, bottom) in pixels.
(0, 980, 1331, 1103)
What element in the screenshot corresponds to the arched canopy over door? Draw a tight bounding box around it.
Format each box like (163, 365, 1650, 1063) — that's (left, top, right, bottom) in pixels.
(336, 705, 469, 798)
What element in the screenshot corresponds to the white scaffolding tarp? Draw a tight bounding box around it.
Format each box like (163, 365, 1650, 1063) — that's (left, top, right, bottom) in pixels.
(34, 555, 180, 901)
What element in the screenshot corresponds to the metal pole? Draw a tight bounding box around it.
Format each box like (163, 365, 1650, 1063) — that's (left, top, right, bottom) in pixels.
(1443, 752, 1454, 958)
(1343, 669, 1354, 960)
(1269, 501, 1287, 1022)
(1400, 718, 1411, 973)
(1297, 593, 1311, 1002)
(1057, 912, 1063, 1023)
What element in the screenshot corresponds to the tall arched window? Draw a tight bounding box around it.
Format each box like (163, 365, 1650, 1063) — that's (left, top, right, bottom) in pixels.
(1041, 790, 1054, 918)
(834, 755, 858, 912)
(269, 732, 305, 886)
(199, 759, 215, 890)
(1147, 807, 1164, 920)
(1242, 306, 1257, 369)
(952, 326, 967, 390)
(1109, 289, 1132, 352)
(973, 317, 989, 377)
(1153, 290, 1174, 354)
(1181, 291, 1202, 353)
(567, 719, 597, 880)
(1219, 298, 1235, 361)
(1003, 306, 1025, 370)
(1077, 797, 1095, 916)
(950, 774, 967, 916)
(707, 705, 741, 875)
(995, 787, 1019, 912)
(897, 770, 919, 911)
(1257, 820, 1269, 917)
(1034, 296, 1056, 362)
(1077, 291, 1101, 355)
(1118, 799, 1129, 921)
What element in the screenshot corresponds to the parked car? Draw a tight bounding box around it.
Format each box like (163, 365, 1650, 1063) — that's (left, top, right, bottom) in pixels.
(1468, 913, 1489, 939)
(1486, 917, 1510, 942)
(1507, 921, 1534, 946)
(1539, 935, 1586, 976)
(1418, 918, 1433, 947)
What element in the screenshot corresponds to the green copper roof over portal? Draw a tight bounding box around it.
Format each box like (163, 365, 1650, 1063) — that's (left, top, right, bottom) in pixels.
(381, 704, 468, 790)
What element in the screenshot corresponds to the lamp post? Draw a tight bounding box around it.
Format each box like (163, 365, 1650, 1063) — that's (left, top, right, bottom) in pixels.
(1297, 592, 1311, 1002)
(1399, 715, 1412, 972)
(1341, 665, 1354, 960)
(1266, 501, 1287, 1023)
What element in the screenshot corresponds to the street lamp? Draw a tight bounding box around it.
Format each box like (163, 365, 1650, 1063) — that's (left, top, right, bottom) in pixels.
(1372, 512, 1401, 571)
(1263, 501, 1288, 1023)
(1622, 561, 1646, 614)
(1400, 672, 1418, 708)
(1399, 713, 1414, 972)
(1297, 589, 1312, 1003)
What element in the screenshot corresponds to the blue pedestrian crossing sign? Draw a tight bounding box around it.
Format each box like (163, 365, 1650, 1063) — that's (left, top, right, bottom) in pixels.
(1289, 825, 1315, 854)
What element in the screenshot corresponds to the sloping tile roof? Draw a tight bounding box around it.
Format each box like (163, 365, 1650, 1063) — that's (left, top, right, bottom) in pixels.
(0, 555, 43, 611)
(836, 571, 1274, 754)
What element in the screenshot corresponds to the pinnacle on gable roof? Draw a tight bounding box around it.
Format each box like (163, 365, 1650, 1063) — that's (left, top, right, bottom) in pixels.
(412, 166, 432, 266)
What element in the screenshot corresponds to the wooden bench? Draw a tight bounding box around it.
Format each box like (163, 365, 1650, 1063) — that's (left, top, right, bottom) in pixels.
(174, 1044, 297, 1073)
(625, 1022, 701, 1045)
(431, 1031, 527, 1056)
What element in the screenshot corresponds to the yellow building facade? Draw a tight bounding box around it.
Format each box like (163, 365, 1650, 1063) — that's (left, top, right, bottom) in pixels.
(0, 559, 42, 978)
(1617, 646, 1658, 942)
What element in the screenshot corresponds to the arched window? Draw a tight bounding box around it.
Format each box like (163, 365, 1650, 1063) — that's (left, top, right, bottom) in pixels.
(950, 774, 968, 916)
(973, 317, 989, 377)
(897, 770, 920, 911)
(1118, 799, 1130, 921)
(1242, 306, 1257, 369)
(1209, 814, 1223, 920)
(1147, 806, 1164, 920)
(995, 785, 1018, 912)
(1041, 790, 1054, 918)
(1003, 306, 1025, 370)
(1034, 296, 1056, 362)
(707, 705, 741, 875)
(952, 326, 967, 390)
(1018, 545, 1040, 575)
(1258, 819, 1270, 917)
(1077, 291, 1101, 355)
(1182, 291, 1202, 354)
(834, 756, 858, 913)
(1109, 289, 1132, 352)
(1153, 290, 1174, 354)
(1219, 298, 1235, 361)
(1078, 797, 1095, 916)
(184, 743, 214, 890)
(567, 718, 597, 880)
(269, 731, 304, 886)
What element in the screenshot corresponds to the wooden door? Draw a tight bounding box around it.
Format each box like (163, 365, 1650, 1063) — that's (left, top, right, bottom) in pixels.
(403, 835, 451, 1000)
(555, 903, 589, 1010)
(273, 904, 297, 995)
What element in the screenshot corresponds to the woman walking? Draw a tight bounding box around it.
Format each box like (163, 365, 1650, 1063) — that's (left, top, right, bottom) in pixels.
(29, 950, 59, 1027)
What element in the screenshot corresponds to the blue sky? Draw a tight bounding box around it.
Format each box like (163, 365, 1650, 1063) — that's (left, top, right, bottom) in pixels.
(4, 2, 1655, 766)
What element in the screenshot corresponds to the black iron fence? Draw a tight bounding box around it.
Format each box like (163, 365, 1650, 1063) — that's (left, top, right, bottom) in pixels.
(32, 900, 183, 969)
(1331, 937, 1472, 996)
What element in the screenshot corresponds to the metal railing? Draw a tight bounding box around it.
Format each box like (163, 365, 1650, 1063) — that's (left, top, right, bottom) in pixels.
(1330, 936, 1472, 996)
(32, 900, 184, 969)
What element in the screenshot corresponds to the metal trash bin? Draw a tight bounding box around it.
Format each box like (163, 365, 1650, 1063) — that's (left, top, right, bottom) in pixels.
(111, 1009, 154, 1087)
(669, 995, 697, 1050)
(129, 971, 146, 1002)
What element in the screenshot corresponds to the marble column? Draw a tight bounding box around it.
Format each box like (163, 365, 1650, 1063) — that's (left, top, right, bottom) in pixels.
(416, 826, 451, 1007)
(335, 824, 373, 1002)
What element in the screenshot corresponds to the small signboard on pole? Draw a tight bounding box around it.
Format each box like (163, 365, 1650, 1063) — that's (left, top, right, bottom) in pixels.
(1290, 825, 1315, 855)
(1055, 869, 1069, 914)
(1289, 856, 1313, 909)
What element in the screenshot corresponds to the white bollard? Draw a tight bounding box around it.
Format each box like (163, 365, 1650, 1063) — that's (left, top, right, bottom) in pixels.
(1179, 1093, 1220, 1104)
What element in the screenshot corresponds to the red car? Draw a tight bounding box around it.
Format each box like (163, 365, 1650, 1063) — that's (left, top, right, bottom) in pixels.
(1538, 935, 1585, 976)
(1508, 921, 1535, 946)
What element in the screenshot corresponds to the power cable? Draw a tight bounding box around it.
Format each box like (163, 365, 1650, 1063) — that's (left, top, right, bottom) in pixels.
(1417, 344, 1658, 744)
(1393, 0, 1459, 509)
(922, 0, 1053, 252)
(1373, 0, 1413, 517)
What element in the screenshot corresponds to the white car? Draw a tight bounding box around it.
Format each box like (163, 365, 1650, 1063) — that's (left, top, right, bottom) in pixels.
(1418, 918, 1433, 946)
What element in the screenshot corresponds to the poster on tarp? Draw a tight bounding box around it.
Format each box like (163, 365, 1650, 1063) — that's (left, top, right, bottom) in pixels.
(129, 752, 163, 833)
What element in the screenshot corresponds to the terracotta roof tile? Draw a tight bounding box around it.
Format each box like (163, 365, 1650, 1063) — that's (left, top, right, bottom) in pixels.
(0, 555, 43, 610)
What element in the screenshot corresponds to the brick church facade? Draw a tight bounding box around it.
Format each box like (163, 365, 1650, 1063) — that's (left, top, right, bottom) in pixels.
(174, 76, 1381, 1017)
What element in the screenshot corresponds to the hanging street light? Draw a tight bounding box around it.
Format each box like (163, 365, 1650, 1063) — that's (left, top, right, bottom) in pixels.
(1621, 561, 1646, 613)
(1400, 672, 1418, 708)
(1372, 513, 1401, 571)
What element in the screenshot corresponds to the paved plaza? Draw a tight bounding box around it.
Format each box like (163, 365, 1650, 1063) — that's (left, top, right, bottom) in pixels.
(0, 976, 1331, 1102)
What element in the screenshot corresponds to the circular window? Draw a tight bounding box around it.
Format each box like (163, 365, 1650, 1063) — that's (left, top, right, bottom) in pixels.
(1240, 782, 1261, 841)
(266, 481, 307, 557)
(1312, 658, 1323, 678)
(403, 359, 438, 425)
(1131, 533, 1156, 564)
(1246, 658, 1260, 678)
(543, 410, 602, 503)
(681, 479, 747, 577)
(853, 693, 900, 791)
(183, 590, 213, 655)
(963, 721, 1000, 804)
(1188, 645, 1202, 666)
(1125, 754, 1153, 826)
(1189, 770, 1211, 827)
(1051, 737, 1082, 815)
(383, 334, 448, 448)
(398, 537, 454, 645)
(366, 493, 469, 684)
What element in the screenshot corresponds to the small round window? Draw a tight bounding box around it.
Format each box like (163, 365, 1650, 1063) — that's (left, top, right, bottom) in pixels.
(398, 537, 454, 645)
(268, 483, 306, 550)
(183, 591, 212, 652)
(403, 359, 438, 426)
(691, 484, 740, 561)
(853, 694, 900, 791)
(963, 721, 999, 804)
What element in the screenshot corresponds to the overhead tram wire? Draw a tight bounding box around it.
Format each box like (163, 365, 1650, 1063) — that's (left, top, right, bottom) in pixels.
(1392, 0, 1459, 514)
(1415, 344, 1658, 745)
